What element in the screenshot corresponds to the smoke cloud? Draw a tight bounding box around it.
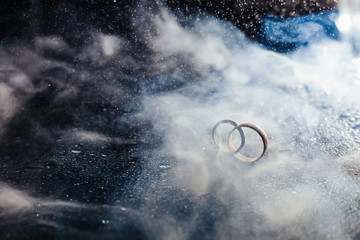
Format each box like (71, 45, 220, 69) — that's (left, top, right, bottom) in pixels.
(138, 2, 360, 239)
(2, 1, 360, 239)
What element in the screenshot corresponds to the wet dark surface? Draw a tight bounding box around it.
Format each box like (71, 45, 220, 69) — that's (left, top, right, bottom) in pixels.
(4, 1, 360, 240)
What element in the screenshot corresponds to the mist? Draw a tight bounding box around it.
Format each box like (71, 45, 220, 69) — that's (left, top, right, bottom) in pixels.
(139, 1, 360, 239)
(2, 0, 360, 239)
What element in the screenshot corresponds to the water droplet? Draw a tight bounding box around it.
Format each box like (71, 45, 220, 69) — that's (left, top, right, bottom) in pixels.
(102, 219, 110, 224)
(159, 164, 171, 169)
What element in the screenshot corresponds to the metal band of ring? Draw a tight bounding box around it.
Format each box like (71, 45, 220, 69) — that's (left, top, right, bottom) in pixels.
(227, 123, 268, 163)
(212, 120, 245, 153)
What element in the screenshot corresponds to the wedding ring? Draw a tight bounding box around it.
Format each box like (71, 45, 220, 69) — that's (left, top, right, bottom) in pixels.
(212, 120, 245, 152)
(227, 123, 268, 162)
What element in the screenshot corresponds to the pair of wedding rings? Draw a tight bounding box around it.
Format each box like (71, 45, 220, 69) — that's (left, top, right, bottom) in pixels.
(212, 120, 268, 162)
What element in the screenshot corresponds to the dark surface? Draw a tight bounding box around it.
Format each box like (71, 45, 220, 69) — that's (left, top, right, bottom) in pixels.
(1, 0, 337, 41)
(0, 0, 342, 239)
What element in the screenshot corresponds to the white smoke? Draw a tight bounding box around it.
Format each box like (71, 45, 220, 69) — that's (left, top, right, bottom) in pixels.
(138, 3, 360, 239)
(3, 1, 360, 239)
